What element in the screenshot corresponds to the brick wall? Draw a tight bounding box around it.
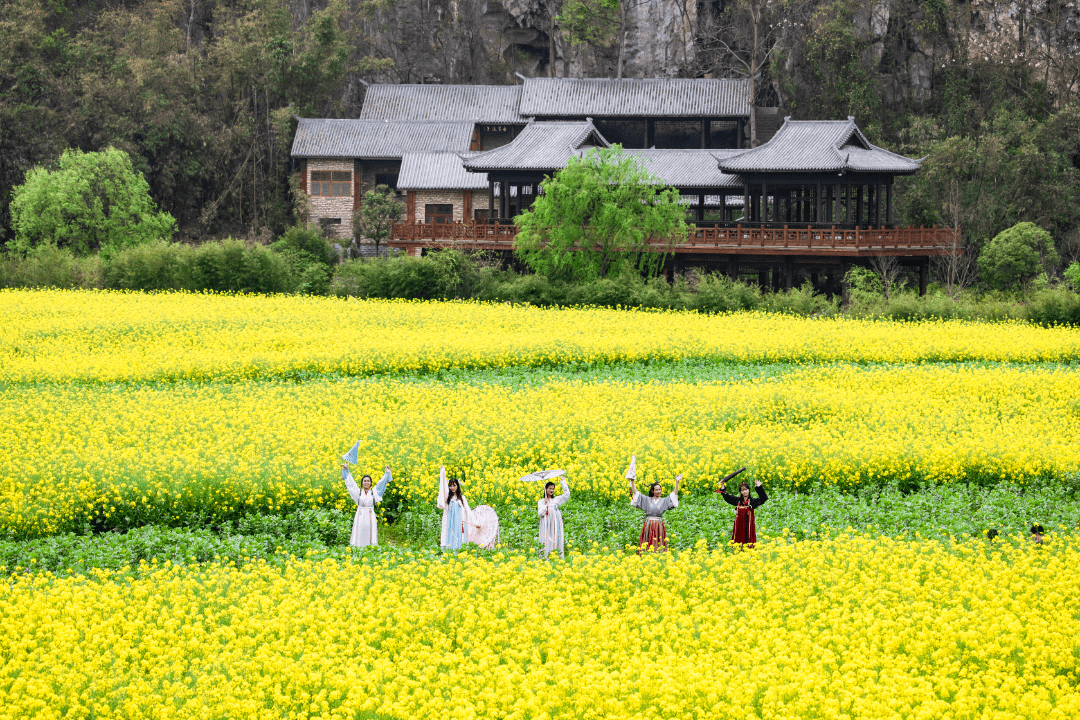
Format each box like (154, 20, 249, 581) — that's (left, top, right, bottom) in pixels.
(409, 190, 490, 223)
(306, 158, 354, 239)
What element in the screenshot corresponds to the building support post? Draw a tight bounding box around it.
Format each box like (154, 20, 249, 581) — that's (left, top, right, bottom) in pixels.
(701, 119, 711, 149)
(919, 257, 929, 296)
(728, 255, 739, 280)
(698, 192, 706, 223)
(406, 191, 416, 223)
(886, 183, 894, 226)
(758, 268, 769, 290)
(737, 119, 744, 149)
(784, 258, 794, 290)
(743, 182, 750, 222)
(463, 190, 472, 222)
(488, 180, 496, 221)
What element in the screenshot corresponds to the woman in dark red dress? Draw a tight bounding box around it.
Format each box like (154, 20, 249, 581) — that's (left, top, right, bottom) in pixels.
(716, 478, 767, 546)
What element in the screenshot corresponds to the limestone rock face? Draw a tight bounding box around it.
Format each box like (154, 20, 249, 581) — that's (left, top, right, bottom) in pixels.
(345, 0, 1080, 115)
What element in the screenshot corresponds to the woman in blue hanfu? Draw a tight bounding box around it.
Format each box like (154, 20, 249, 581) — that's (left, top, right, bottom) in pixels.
(342, 464, 391, 547)
(437, 465, 479, 550)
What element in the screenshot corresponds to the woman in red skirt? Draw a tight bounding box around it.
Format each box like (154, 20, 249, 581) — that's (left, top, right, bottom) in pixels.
(626, 455, 682, 551)
(717, 478, 767, 546)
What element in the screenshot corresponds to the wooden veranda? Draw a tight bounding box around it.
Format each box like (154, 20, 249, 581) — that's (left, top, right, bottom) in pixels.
(388, 221, 959, 295)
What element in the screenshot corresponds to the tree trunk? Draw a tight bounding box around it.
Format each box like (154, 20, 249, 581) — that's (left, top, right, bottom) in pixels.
(616, 2, 628, 79)
(749, 13, 758, 148)
(549, 9, 557, 78)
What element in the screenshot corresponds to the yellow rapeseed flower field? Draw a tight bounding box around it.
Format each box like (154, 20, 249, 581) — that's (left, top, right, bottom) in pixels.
(2, 536, 1077, 719)
(3, 365, 1077, 537)
(2, 289, 1080, 383)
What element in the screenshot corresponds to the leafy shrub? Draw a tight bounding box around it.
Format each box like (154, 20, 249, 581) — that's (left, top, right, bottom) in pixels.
(1026, 283, 1080, 326)
(0, 245, 102, 288)
(9, 147, 176, 257)
(272, 224, 334, 267)
(978, 222, 1059, 290)
(104, 239, 298, 293)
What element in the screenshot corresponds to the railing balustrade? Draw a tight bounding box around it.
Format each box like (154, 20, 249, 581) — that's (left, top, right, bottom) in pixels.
(388, 221, 958, 255)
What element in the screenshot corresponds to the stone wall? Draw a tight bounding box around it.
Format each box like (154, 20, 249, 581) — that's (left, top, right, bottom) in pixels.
(409, 190, 490, 223)
(306, 158, 355, 240)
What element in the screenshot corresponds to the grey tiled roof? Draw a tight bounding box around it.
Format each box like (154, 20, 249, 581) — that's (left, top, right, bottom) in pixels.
(717, 117, 922, 173)
(463, 121, 610, 172)
(291, 119, 473, 158)
(520, 78, 751, 117)
(359, 84, 527, 123)
(398, 152, 488, 190)
(618, 149, 743, 188)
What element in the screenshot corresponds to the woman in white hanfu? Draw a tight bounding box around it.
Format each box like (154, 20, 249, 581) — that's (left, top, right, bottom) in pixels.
(626, 455, 682, 552)
(537, 478, 571, 558)
(437, 465, 479, 550)
(342, 465, 391, 547)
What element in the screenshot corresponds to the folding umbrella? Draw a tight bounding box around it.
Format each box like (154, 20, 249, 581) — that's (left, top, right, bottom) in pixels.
(469, 505, 500, 549)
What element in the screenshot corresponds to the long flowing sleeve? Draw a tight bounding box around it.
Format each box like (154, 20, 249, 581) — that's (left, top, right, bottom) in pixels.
(537, 497, 548, 518)
(343, 467, 361, 504)
(553, 479, 571, 508)
(751, 485, 768, 508)
(630, 490, 644, 510)
(436, 466, 448, 510)
(373, 468, 391, 504)
(719, 491, 741, 507)
(666, 491, 679, 510)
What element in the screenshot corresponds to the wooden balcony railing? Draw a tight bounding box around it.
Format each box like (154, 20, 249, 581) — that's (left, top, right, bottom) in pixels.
(388, 222, 960, 257)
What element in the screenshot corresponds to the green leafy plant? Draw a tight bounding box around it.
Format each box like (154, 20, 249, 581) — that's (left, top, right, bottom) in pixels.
(978, 221, 1059, 290)
(9, 147, 176, 258)
(352, 185, 403, 257)
(514, 146, 689, 281)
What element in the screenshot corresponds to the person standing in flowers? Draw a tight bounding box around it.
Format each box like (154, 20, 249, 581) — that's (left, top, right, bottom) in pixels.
(717, 477, 768, 547)
(538, 478, 571, 558)
(626, 455, 682, 551)
(342, 465, 391, 547)
(437, 465, 480, 550)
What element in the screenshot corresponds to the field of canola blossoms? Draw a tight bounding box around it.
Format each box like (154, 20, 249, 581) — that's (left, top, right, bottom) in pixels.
(3, 288, 1080, 719)
(4, 538, 1080, 719)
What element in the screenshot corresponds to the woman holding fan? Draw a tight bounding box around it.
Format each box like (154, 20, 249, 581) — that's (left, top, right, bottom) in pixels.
(437, 465, 480, 551)
(626, 455, 682, 552)
(341, 465, 391, 547)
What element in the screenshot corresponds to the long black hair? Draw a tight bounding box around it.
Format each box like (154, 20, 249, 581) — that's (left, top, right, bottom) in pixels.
(544, 481, 555, 496)
(446, 477, 463, 504)
(648, 482, 662, 497)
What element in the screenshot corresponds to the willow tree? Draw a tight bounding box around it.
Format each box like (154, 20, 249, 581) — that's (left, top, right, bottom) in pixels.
(513, 147, 689, 281)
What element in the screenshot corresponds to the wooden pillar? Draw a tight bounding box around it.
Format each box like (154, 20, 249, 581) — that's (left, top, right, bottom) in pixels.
(758, 268, 769, 290)
(875, 183, 883, 228)
(406, 191, 416, 223)
(489, 180, 496, 220)
(761, 177, 768, 223)
(919, 257, 929, 296)
(834, 179, 841, 224)
(737, 119, 744, 149)
(743, 183, 750, 222)
(501, 180, 508, 220)
(784, 258, 794, 290)
(463, 190, 472, 222)
(698, 192, 705, 223)
(728, 255, 739, 280)
(646, 118, 655, 148)
(772, 265, 781, 292)
(854, 184, 863, 226)
(815, 182, 823, 223)
(886, 183, 894, 226)
(701, 119, 710, 149)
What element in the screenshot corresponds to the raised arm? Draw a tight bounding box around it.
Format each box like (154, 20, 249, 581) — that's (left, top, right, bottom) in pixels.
(373, 466, 391, 503)
(553, 478, 571, 508)
(716, 481, 740, 507)
(436, 465, 448, 510)
(751, 480, 768, 508)
(342, 466, 361, 504)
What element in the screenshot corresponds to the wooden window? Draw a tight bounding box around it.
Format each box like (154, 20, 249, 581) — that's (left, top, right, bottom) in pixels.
(473, 209, 489, 222)
(425, 204, 453, 224)
(310, 170, 351, 197)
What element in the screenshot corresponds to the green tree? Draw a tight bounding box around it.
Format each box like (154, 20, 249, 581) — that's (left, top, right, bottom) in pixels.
(978, 221, 1059, 290)
(353, 185, 404, 257)
(513, 147, 689, 281)
(9, 147, 176, 257)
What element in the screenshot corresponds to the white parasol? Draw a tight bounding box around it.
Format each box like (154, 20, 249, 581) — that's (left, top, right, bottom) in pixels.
(519, 469, 566, 482)
(468, 505, 500, 549)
